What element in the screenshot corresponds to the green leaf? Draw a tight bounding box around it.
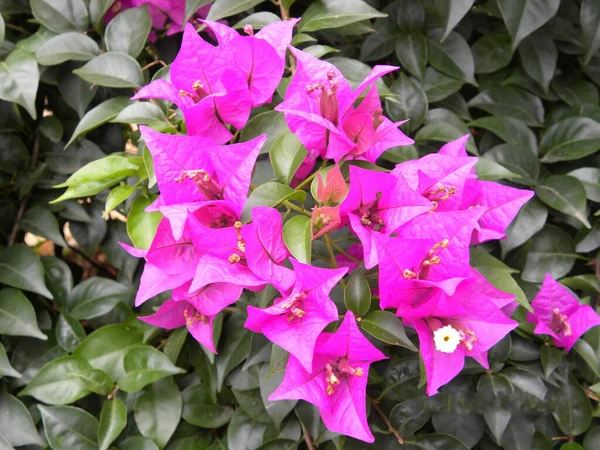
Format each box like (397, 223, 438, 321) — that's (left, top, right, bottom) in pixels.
(0, 14, 4, 47)
(35, 32, 99, 65)
(584, 427, 600, 449)
(215, 313, 251, 390)
(390, 398, 431, 436)
(41, 256, 73, 306)
(469, 116, 537, 153)
(344, 270, 371, 316)
(89, 0, 115, 30)
(483, 144, 539, 184)
(434, 0, 474, 41)
(19, 205, 67, 246)
(127, 194, 162, 249)
(207, 0, 266, 21)
(56, 312, 86, 353)
(30, 0, 89, 33)
(98, 399, 127, 450)
(0, 133, 28, 173)
(0, 287, 49, 337)
(19, 356, 93, 405)
(574, 339, 600, 377)
(67, 277, 130, 320)
(67, 97, 133, 147)
(73, 323, 144, 380)
(134, 377, 182, 449)
(518, 31, 556, 94)
(472, 33, 513, 74)
(539, 118, 600, 163)
(59, 72, 98, 119)
(303, 45, 339, 59)
(497, 0, 560, 51)
(181, 384, 234, 428)
(227, 409, 269, 450)
(105, 6, 151, 58)
(242, 183, 305, 223)
(362, 310, 417, 350)
(561, 274, 600, 294)
(550, 375, 593, 436)
(270, 131, 308, 186)
(468, 85, 544, 127)
(268, 344, 289, 379)
(104, 185, 137, 217)
(39, 405, 98, 450)
(299, 0, 386, 33)
(428, 29, 476, 85)
(540, 345, 563, 378)
(503, 367, 546, 400)
(118, 345, 185, 393)
(0, 393, 43, 447)
(39, 115, 64, 142)
(77, 368, 114, 395)
(416, 123, 477, 154)
(568, 168, 600, 203)
(423, 67, 463, 102)
(0, 342, 20, 378)
(259, 364, 297, 429)
(520, 224, 577, 283)
(535, 175, 591, 228)
(241, 111, 288, 155)
(581, 0, 600, 64)
(553, 77, 599, 108)
(0, 49, 39, 119)
(501, 198, 547, 257)
(282, 215, 311, 264)
(394, 32, 428, 81)
(74, 52, 143, 88)
(386, 72, 428, 132)
(392, 0, 424, 31)
(474, 158, 520, 181)
(408, 433, 470, 449)
(111, 102, 165, 125)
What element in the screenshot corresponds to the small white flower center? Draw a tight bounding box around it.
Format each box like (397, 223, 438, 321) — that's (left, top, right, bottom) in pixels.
(433, 325, 461, 353)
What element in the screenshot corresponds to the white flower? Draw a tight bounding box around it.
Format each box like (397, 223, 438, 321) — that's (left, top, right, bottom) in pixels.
(433, 325, 461, 354)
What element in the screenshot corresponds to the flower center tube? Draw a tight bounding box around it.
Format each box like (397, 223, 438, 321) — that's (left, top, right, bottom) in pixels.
(179, 80, 210, 103)
(324, 358, 364, 395)
(278, 292, 307, 321)
(228, 221, 247, 265)
(306, 70, 340, 126)
(424, 184, 457, 213)
(184, 307, 209, 326)
(551, 308, 572, 336)
(432, 323, 477, 353)
(356, 191, 385, 232)
(402, 239, 449, 280)
(175, 169, 223, 201)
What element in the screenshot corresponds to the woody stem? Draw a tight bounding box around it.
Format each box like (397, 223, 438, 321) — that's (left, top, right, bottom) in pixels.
(370, 399, 404, 445)
(299, 421, 315, 450)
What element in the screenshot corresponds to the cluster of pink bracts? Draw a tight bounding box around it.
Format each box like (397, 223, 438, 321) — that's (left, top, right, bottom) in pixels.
(122, 19, 600, 442)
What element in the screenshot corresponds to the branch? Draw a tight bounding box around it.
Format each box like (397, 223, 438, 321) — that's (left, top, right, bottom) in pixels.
(370, 398, 404, 445)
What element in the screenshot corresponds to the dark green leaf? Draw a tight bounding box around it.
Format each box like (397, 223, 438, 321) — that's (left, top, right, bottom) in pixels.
(56, 312, 86, 353)
(472, 33, 513, 74)
(428, 29, 476, 85)
(227, 409, 268, 450)
(207, 0, 265, 21)
(434, 0, 474, 41)
(134, 377, 182, 449)
(362, 310, 416, 350)
(74, 52, 143, 88)
(416, 123, 477, 154)
(0, 342, 20, 378)
(468, 85, 544, 126)
(127, 194, 162, 249)
(500, 413, 535, 450)
(303, 45, 339, 59)
(41, 256, 72, 306)
(497, 0, 560, 51)
(19, 205, 66, 246)
(39, 405, 98, 450)
(76, 368, 114, 395)
(268, 344, 289, 379)
(111, 102, 165, 125)
(35, 32, 99, 65)
(241, 111, 288, 155)
(535, 175, 591, 228)
(39, 115, 64, 142)
(259, 364, 297, 429)
(395, 32, 428, 81)
(540, 345, 563, 378)
(553, 78, 599, 107)
(501, 198, 547, 257)
(568, 168, 600, 202)
(0, 49, 39, 119)
(98, 398, 127, 450)
(181, 384, 234, 428)
(105, 6, 151, 58)
(539, 118, 600, 163)
(30, 0, 89, 33)
(270, 131, 308, 186)
(0, 133, 28, 173)
(503, 367, 546, 400)
(483, 144, 539, 185)
(118, 345, 185, 393)
(282, 215, 311, 264)
(58, 72, 98, 119)
(67, 277, 130, 320)
(469, 116, 537, 153)
(0, 393, 43, 447)
(519, 31, 556, 94)
(550, 375, 593, 436)
(584, 427, 600, 449)
(386, 72, 428, 132)
(344, 271, 371, 316)
(215, 313, 251, 390)
(423, 67, 463, 102)
(389, 398, 431, 436)
(0, 287, 48, 339)
(573, 339, 600, 378)
(582, 0, 600, 65)
(66, 97, 133, 147)
(299, 0, 386, 33)
(474, 158, 520, 181)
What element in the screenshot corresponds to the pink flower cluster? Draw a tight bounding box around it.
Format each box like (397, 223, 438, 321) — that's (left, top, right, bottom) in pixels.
(122, 20, 598, 443)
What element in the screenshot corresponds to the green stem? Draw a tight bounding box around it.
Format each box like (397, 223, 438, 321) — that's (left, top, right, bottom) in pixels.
(330, 241, 360, 263)
(282, 200, 311, 216)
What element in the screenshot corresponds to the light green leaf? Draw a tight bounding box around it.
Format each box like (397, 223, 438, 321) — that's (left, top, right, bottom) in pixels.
(0, 49, 39, 119)
(74, 52, 143, 89)
(299, 0, 386, 33)
(55, 312, 87, 353)
(127, 194, 162, 249)
(89, 0, 116, 30)
(270, 131, 308, 186)
(303, 44, 339, 59)
(568, 168, 600, 202)
(105, 6, 151, 58)
(67, 277, 131, 320)
(39, 405, 98, 450)
(362, 310, 417, 350)
(104, 185, 137, 218)
(67, 97, 133, 147)
(118, 346, 185, 393)
(0, 246, 53, 299)
(0, 342, 21, 378)
(98, 399, 127, 450)
(30, 0, 89, 33)
(282, 215, 312, 264)
(35, 32, 99, 65)
(0, 394, 43, 447)
(111, 102, 165, 125)
(535, 175, 591, 228)
(497, 0, 560, 51)
(474, 158, 520, 181)
(207, 0, 266, 21)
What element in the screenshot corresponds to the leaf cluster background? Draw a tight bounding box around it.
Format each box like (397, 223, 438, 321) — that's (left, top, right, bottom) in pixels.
(0, 0, 600, 449)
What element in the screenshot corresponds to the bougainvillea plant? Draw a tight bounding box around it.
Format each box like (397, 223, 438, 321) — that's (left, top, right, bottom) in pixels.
(2, 1, 600, 449)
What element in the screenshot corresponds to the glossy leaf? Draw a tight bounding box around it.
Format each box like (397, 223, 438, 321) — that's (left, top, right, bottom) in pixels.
(0, 49, 39, 119)
(118, 346, 185, 393)
(344, 270, 371, 316)
(74, 52, 144, 89)
(270, 131, 308, 186)
(181, 384, 234, 428)
(299, 0, 386, 33)
(242, 183, 305, 223)
(30, 0, 89, 33)
(520, 225, 577, 283)
(472, 33, 513, 74)
(98, 399, 127, 450)
(535, 175, 591, 228)
(497, 0, 560, 51)
(362, 310, 417, 350)
(539, 118, 600, 163)
(207, 0, 266, 21)
(395, 32, 428, 81)
(39, 405, 98, 450)
(127, 194, 162, 249)
(0, 393, 43, 447)
(282, 215, 311, 264)
(35, 32, 99, 65)
(0, 287, 48, 339)
(67, 276, 131, 320)
(105, 6, 151, 58)
(428, 29, 476, 85)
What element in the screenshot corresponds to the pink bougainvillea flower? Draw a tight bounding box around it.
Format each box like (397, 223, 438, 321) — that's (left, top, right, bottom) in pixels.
(460, 178, 534, 244)
(133, 24, 251, 143)
(311, 205, 342, 239)
(246, 259, 347, 371)
(269, 311, 386, 442)
(141, 126, 265, 238)
(244, 206, 295, 293)
(340, 166, 432, 269)
(376, 209, 485, 316)
(277, 47, 412, 164)
(202, 19, 299, 107)
(316, 164, 347, 205)
(139, 299, 217, 352)
(527, 274, 600, 352)
(406, 295, 517, 396)
(171, 281, 242, 317)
